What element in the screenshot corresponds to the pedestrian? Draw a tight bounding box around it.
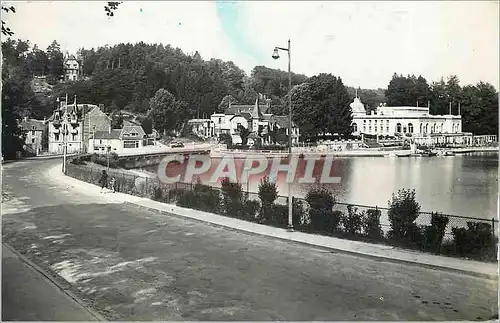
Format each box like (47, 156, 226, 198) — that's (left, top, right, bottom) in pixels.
(99, 170, 108, 193)
(110, 177, 116, 193)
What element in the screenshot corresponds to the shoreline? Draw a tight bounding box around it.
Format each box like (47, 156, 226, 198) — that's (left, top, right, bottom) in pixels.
(211, 146, 498, 158)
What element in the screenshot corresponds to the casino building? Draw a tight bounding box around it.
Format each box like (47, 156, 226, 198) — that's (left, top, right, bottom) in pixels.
(349, 93, 477, 145)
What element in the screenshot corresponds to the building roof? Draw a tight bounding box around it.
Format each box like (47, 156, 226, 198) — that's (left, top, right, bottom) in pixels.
(93, 130, 122, 140)
(48, 104, 103, 122)
(19, 119, 46, 131)
(120, 125, 146, 139)
(273, 116, 297, 128)
(224, 98, 270, 117)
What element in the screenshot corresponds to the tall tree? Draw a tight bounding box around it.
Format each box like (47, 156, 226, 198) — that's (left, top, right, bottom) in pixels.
(46, 41, 64, 84)
(149, 88, 187, 135)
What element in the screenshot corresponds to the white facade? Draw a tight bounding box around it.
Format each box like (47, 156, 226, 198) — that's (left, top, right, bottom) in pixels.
(350, 97, 462, 137)
(88, 125, 147, 155)
(64, 54, 80, 81)
(203, 97, 300, 145)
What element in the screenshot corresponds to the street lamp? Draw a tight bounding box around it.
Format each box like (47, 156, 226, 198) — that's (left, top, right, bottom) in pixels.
(272, 39, 294, 232)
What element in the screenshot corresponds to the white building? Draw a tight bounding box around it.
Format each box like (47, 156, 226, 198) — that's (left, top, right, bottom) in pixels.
(64, 54, 80, 82)
(350, 95, 463, 140)
(19, 117, 47, 155)
(89, 124, 147, 155)
(192, 96, 299, 145)
(47, 101, 110, 154)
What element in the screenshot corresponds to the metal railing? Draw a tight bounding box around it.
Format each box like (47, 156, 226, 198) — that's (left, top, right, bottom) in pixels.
(66, 161, 497, 242)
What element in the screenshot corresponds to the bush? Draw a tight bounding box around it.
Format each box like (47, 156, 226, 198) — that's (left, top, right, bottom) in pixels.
(305, 187, 340, 234)
(258, 177, 278, 222)
(220, 177, 243, 217)
(173, 180, 221, 213)
(452, 222, 496, 261)
(242, 200, 260, 221)
(292, 197, 305, 228)
(342, 205, 364, 236)
(363, 208, 384, 241)
(421, 212, 449, 254)
(268, 204, 288, 228)
(387, 189, 421, 244)
(151, 185, 163, 201)
(90, 153, 119, 168)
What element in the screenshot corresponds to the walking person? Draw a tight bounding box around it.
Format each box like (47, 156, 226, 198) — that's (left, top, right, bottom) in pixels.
(99, 170, 108, 193)
(109, 177, 116, 193)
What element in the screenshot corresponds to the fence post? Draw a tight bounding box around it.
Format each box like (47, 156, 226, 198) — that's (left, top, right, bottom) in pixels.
(145, 177, 148, 197)
(492, 217, 496, 240)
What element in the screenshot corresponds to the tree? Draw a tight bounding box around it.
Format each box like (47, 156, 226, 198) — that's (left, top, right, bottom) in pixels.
(141, 116, 153, 134)
(2, 3, 121, 36)
(237, 125, 250, 145)
(46, 41, 64, 84)
(1, 5, 15, 36)
(217, 94, 238, 113)
(111, 110, 124, 129)
(290, 74, 352, 139)
(2, 77, 26, 159)
(460, 82, 498, 135)
(149, 88, 186, 135)
(386, 73, 431, 107)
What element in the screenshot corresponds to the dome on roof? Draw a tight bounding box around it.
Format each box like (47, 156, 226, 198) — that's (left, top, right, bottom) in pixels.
(350, 97, 365, 114)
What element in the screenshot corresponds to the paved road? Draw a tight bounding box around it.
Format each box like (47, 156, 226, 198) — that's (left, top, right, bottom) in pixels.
(2, 245, 98, 321)
(2, 159, 498, 321)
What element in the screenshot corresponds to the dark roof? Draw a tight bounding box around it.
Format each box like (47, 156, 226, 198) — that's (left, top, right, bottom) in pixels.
(19, 119, 46, 131)
(224, 104, 270, 116)
(93, 130, 121, 140)
(273, 116, 297, 128)
(121, 125, 146, 138)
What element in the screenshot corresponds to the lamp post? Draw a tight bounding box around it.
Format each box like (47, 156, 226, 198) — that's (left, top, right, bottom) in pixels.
(272, 39, 294, 232)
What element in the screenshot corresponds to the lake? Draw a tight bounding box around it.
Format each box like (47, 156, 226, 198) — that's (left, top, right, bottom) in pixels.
(143, 152, 498, 219)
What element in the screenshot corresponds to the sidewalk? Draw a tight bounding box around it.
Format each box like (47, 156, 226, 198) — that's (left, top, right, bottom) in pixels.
(2, 244, 102, 321)
(49, 164, 498, 280)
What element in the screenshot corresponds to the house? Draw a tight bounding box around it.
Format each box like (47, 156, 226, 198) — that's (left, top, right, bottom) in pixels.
(89, 124, 148, 155)
(19, 117, 47, 155)
(63, 53, 81, 82)
(47, 101, 110, 154)
(190, 94, 300, 145)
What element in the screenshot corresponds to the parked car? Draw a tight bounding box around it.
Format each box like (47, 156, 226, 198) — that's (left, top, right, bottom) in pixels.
(170, 142, 184, 148)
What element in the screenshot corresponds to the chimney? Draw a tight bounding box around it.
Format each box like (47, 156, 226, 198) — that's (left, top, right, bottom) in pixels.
(23, 116, 28, 122)
(43, 116, 46, 123)
(99, 104, 104, 111)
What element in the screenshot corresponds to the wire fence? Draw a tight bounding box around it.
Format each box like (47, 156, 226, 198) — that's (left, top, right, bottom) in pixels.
(66, 161, 497, 243)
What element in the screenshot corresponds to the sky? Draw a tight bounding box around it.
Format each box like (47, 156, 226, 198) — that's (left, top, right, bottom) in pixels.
(3, 1, 499, 90)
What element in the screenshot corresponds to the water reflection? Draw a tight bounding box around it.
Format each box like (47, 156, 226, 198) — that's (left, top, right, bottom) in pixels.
(145, 152, 498, 219)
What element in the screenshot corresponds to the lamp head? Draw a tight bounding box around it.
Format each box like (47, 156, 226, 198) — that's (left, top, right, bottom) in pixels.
(272, 48, 280, 60)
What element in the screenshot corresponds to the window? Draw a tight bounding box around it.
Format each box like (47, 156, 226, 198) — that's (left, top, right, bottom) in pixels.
(396, 123, 402, 133)
(386, 126, 389, 133)
(374, 126, 378, 132)
(31, 138, 35, 144)
(363, 125, 366, 132)
(124, 140, 139, 148)
(408, 123, 413, 133)
(72, 134, 76, 141)
(420, 124, 423, 133)
(55, 134, 60, 141)
(353, 123, 358, 132)
(219, 118, 222, 124)
(100, 140, 102, 144)
(32, 130, 35, 135)
(369, 126, 372, 132)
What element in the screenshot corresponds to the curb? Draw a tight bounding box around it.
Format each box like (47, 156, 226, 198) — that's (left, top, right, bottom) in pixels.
(2, 243, 107, 322)
(126, 202, 499, 281)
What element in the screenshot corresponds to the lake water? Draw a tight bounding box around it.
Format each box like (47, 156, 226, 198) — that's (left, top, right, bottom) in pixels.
(143, 152, 498, 219)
